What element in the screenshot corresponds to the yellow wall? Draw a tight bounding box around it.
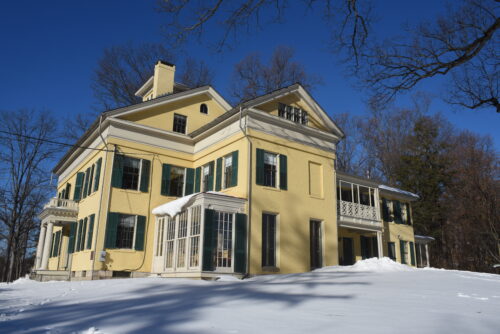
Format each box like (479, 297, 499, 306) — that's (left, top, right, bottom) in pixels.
(119, 94, 227, 134)
(246, 129, 337, 274)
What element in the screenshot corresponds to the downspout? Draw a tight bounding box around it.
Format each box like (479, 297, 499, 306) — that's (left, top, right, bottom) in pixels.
(90, 115, 111, 279)
(239, 106, 252, 277)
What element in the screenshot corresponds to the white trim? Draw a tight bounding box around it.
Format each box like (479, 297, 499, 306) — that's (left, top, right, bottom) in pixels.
(135, 76, 154, 97)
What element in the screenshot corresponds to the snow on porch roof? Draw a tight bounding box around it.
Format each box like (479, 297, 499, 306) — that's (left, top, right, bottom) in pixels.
(379, 184, 419, 200)
(151, 192, 242, 218)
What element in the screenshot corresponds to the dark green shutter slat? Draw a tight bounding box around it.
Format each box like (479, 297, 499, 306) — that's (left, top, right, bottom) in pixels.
(68, 222, 76, 254)
(231, 150, 238, 187)
(195, 167, 201, 193)
(81, 217, 88, 252)
(135, 215, 146, 251)
(410, 241, 416, 266)
(161, 164, 171, 196)
(207, 161, 215, 191)
(105, 213, 120, 249)
(86, 214, 95, 249)
(73, 172, 84, 201)
(279, 154, 287, 190)
(256, 149, 264, 185)
(185, 168, 195, 195)
(94, 158, 102, 192)
(65, 183, 71, 200)
(400, 240, 406, 264)
(234, 213, 247, 274)
(394, 201, 402, 224)
(215, 158, 222, 191)
(140, 159, 151, 192)
(111, 154, 124, 188)
(50, 234, 55, 257)
(88, 165, 94, 196)
(76, 220, 83, 252)
(202, 209, 216, 271)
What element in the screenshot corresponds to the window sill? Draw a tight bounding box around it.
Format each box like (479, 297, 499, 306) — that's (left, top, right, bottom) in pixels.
(260, 186, 281, 192)
(309, 194, 324, 200)
(106, 248, 140, 253)
(112, 187, 146, 194)
(262, 266, 280, 272)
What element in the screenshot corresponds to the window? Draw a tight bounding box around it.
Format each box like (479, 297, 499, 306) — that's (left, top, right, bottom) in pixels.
(200, 103, 208, 114)
(156, 217, 165, 257)
(400, 240, 407, 264)
(122, 157, 140, 190)
(264, 152, 277, 187)
(170, 166, 185, 197)
(112, 155, 150, 192)
(388, 242, 396, 260)
(215, 211, 233, 269)
(202, 164, 212, 191)
(165, 217, 176, 268)
(223, 154, 233, 189)
(189, 206, 201, 267)
(278, 103, 308, 125)
(116, 215, 136, 249)
(176, 211, 188, 268)
(262, 213, 277, 267)
(162, 164, 194, 197)
(173, 114, 187, 134)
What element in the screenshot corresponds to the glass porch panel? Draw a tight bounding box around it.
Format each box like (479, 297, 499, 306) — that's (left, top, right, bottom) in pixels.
(215, 212, 233, 270)
(189, 206, 201, 268)
(165, 217, 176, 269)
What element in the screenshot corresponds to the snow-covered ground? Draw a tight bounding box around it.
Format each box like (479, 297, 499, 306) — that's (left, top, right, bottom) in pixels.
(1, 258, 499, 334)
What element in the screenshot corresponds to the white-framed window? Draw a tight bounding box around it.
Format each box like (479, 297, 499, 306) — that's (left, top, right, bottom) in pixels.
(170, 166, 186, 197)
(165, 217, 176, 269)
(202, 164, 211, 191)
(173, 114, 187, 134)
(223, 154, 233, 189)
(264, 152, 278, 188)
(116, 215, 136, 249)
(278, 103, 308, 125)
(156, 217, 165, 257)
(176, 211, 188, 268)
(189, 206, 201, 267)
(262, 213, 277, 267)
(215, 211, 234, 270)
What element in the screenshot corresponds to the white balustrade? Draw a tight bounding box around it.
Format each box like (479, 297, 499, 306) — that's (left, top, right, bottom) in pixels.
(338, 200, 378, 221)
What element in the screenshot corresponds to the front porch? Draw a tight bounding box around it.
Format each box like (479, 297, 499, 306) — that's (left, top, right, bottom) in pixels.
(34, 197, 79, 274)
(338, 227, 384, 265)
(152, 192, 247, 279)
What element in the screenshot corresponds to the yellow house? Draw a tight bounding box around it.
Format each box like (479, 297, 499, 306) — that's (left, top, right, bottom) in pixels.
(33, 61, 422, 281)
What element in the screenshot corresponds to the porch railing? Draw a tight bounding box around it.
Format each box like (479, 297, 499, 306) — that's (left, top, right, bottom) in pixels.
(338, 200, 378, 221)
(43, 197, 79, 211)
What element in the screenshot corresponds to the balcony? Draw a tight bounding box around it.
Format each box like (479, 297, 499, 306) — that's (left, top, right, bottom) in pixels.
(39, 197, 79, 223)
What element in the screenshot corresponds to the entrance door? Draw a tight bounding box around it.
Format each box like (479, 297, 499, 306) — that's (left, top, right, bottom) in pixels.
(341, 237, 354, 265)
(310, 220, 323, 269)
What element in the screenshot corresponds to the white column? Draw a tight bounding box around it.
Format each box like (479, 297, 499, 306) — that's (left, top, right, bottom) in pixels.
(377, 231, 383, 258)
(40, 221, 54, 270)
(425, 244, 430, 268)
(35, 221, 48, 269)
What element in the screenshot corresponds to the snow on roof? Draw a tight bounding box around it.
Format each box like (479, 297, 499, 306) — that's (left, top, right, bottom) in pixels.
(151, 192, 230, 217)
(379, 184, 419, 199)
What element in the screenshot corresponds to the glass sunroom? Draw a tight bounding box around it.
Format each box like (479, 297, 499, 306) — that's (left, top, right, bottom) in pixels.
(152, 192, 247, 278)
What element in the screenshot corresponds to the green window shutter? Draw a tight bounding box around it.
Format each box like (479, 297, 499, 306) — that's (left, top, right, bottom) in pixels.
(400, 240, 406, 264)
(234, 213, 247, 274)
(111, 154, 124, 188)
(382, 198, 390, 222)
(93, 158, 102, 192)
(65, 183, 71, 200)
(202, 209, 216, 271)
(279, 154, 287, 190)
(81, 217, 88, 252)
(195, 167, 201, 193)
(73, 172, 84, 202)
(256, 148, 264, 185)
(86, 214, 95, 249)
(75, 220, 83, 252)
(140, 159, 151, 192)
(87, 165, 94, 196)
(68, 222, 77, 254)
(50, 233, 55, 257)
(207, 161, 215, 191)
(105, 213, 120, 249)
(410, 241, 416, 266)
(57, 231, 62, 256)
(82, 168, 90, 199)
(215, 158, 222, 191)
(185, 168, 195, 195)
(406, 203, 411, 225)
(231, 150, 238, 187)
(161, 164, 171, 196)
(52, 231, 60, 257)
(135, 215, 146, 251)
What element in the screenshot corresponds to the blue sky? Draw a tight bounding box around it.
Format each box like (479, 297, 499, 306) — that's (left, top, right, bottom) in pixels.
(0, 0, 498, 150)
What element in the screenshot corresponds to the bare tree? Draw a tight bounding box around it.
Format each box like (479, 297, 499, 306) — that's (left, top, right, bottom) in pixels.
(0, 109, 58, 282)
(361, 0, 499, 112)
(231, 46, 322, 102)
(332, 112, 368, 175)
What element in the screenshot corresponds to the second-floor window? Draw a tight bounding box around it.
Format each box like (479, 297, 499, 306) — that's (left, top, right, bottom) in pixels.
(223, 154, 233, 189)
(173, 114, 187, 134)
(112, 154, 150, 192)
(202, 164, 212, 191)
(123, 157, 140, 190)
(256, 148, 287, 190)
(264, 152, 277, 187)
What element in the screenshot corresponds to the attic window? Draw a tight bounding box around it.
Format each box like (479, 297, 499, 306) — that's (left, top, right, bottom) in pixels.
(200, 103, 208, 114)
(278, 103, 308, 125)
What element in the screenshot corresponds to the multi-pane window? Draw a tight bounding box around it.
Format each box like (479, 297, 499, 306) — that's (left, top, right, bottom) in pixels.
(189, 206, 201, 267)
(165, 217, 176, 268)
(176, 211, 188, 268)
(122, 157, 141, 190)
(202, 164, 211, 191)
(156, 217, 165, 256)
(278, 103, 308, 125)
(116, 215, 136, 249)
(170, 166, 185, 197)
(223, 155, 233, 189)
(173, 114, 187, 134)
(215, 212, 233, 269)
(264, 152, 277, 187)
(262, 213, 277, 267)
